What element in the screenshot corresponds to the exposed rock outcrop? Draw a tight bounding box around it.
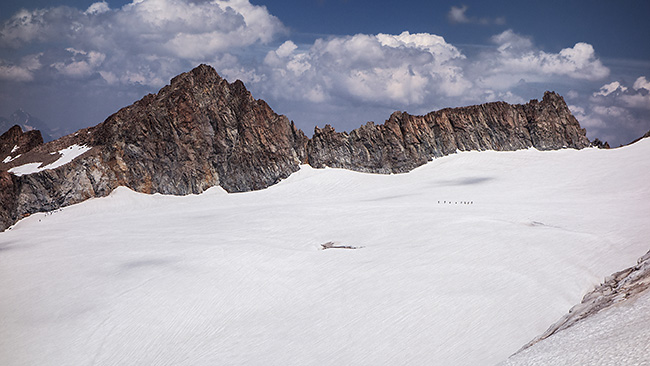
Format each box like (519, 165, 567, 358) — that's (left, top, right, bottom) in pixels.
(519, 249, 650, 351)
(0, 64, 307, 231)
(0, 125, 44, 162)
(307, 92, 590, 173)
(0, 64, 591, 232)
(590, 138, 610, 149)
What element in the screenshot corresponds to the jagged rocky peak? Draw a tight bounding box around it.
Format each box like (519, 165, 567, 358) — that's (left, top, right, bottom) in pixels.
(307, 91, 590, 174)
(0, 64, 308, 231)
(89, 63, 308, 193)
(591, 138, 610, 149)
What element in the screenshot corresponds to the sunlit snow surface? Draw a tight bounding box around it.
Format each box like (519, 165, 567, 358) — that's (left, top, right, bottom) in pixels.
(1, 141, 649, 365)
(501, 291, 650, 365)
(7, 144, 91, 176)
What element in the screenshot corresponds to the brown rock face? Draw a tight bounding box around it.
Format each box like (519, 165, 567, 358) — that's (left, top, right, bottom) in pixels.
(89, 64, 307, 194)
(0, 127, 45, 231)
(0, 65, 591, 232)
(0, 65, 307, 231)
(307, 92, 590, 173)
(0, 125, 43, 163)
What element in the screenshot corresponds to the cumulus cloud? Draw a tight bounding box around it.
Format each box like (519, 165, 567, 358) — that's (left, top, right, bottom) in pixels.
(593, 81, 627, 97)
(51, 48, 106, 78)
(0, 0, 285, 86)
(1, 3, 642, 146)
(0, 53, 42, 81)
(216, 29, 617, 133)
(253, 31, 470, 107)
(570, 77, 650, 144)
(481, 30, 609, 84)
(258, 29, 610, 109)
(85, 1, 111, 15)
(448, 5, 505, 25)
(633, 76, 650, 91)
(592, 78, 650, 110)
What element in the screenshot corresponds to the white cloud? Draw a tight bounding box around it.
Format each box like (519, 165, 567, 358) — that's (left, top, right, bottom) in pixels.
(0, 53, 42, 82)
(0, 0, 285, 85)
(275, 40, 297, 58)
(448, 5, 470, 24)
(633, 76, 650, 91)
(593, 105, 627, 117)
(568, 105, 585, 115)
(593, 81, 628, 96)
(491, 30, 533, 52)
(621, 93, 650, 109)
(447, 5, 505, 25)
(85, 2, 110, 15)
(255, 31, 470, 106)
(487, 31, 609, 82)
(0, 8, 51, 47)
(566, 90, 580, 99)
(51, 48, 106, 78)
(469, 30, 609, 93)
(0, 64, 34, 82)
(576, 77, 650, 144)
(1, 3, 643, 146)
(376, 31, 464, 62)
(591, 78, 650, 110)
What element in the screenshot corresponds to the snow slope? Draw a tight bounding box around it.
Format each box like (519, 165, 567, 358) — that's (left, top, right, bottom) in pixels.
(501, 290, 650, 365)
(1, 140, 649, 365)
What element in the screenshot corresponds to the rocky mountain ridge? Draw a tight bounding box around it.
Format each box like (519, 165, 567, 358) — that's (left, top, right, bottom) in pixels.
(1, 64, 591, 231)
(307, 92, 589, 173)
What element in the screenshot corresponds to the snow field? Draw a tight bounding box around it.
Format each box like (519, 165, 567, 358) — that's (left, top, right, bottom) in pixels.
(1, 140, 649, 365)
(501, 290, 650, 365)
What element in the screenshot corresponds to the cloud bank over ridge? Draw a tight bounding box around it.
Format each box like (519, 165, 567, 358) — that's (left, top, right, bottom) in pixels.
(0, 0, 647, 146)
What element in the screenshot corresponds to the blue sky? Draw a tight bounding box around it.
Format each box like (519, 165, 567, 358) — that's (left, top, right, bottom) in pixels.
(1, 0, 649, 146)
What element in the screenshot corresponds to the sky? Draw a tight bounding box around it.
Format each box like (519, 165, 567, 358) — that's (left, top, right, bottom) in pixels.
(0, 0, 649, 146)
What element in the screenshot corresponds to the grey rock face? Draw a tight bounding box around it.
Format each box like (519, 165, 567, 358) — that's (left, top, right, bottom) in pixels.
(307, 92, 590, 173)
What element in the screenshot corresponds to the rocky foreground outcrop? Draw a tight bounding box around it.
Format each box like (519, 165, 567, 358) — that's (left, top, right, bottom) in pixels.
(1, 64, 591, 231)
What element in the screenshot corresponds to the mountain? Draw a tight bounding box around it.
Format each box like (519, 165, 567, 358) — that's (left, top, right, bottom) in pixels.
(0, 64, 590, 232)
(0, 109, 58, 142)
